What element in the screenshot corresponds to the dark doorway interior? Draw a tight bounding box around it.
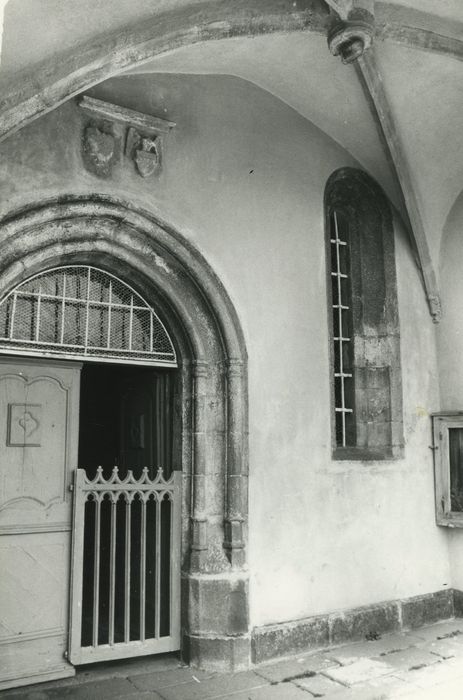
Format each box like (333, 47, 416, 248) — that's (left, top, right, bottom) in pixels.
(78, 363, 176, 648)
(79, 363, 175, 480)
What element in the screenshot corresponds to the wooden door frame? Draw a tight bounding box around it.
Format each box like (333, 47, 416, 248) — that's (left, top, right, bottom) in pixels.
(0, 196, 250, 672)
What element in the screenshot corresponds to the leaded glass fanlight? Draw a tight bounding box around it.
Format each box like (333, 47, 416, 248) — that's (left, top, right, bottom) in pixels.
(0, 266, 177, 366)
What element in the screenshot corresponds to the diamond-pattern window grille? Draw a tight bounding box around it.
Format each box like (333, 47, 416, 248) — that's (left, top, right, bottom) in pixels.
(0, 266, 177, 366)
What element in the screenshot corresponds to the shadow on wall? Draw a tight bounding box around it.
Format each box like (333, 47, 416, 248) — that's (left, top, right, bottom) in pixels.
(437, 188, 463, 412)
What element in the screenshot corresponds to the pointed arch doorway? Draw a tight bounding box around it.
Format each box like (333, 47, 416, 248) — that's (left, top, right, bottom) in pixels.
(0, 199, 249, 690)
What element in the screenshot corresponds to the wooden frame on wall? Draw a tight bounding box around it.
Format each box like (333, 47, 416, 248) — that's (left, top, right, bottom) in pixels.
(432, 412, 463, 528)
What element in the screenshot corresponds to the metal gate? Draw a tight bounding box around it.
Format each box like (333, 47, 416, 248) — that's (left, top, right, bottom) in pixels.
(68, 466, 181, 664)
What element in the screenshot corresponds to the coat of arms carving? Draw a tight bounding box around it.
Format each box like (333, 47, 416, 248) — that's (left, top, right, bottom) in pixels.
(79, 96, 175, 180)
(126, 127, 161, 178)
(82, 125, 117, 178)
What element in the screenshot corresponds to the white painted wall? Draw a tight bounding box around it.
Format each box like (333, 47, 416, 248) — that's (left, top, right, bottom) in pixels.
(0, 73, 451, 626)
(438, 191, 463, 591)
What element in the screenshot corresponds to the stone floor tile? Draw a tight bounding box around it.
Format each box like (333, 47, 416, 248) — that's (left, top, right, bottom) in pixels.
(328, 634, 423, 666)
(41, 678, 140, 699)
(295, 672, 346, 695)
(114, 694, 164, 700)
(255, 653, 338, 683)
(427, 637, 463, 660)
(129, 667, 215, 691)
(410, 619, 463, 643)
(217, 683, 310, 699)
(155, 671, 266, 700)
(317, 677, 420, 700)
(393, 657, 463, 690)
(323, 658, 394, 686)
(372, 647, 440, 672)
(391, 675, 463, 700)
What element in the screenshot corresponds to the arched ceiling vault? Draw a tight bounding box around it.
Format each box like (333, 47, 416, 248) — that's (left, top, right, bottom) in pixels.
(0, 0, 461, 320)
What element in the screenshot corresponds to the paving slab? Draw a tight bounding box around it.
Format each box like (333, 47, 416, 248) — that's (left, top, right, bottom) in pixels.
(410, 619, 463, 643)
(254, 653, 338, 683)
(371, 647, 440, 672)
(295, 672, 346, 696)
(231, 683, 313, 700)
(221, 683, 310, 699)
(426, 637, 463, 660)
(114, 694, 164, 700)
(317, 676, 420, 700)
(394, 656, 463, 690)
(155, 671, 266, 700)
(328, 634, 422, 666)
(11, 678, 141, 700)
(394, 675, 463, 700)
(322, 658, 394, 686)
(129, 667, 215, 691)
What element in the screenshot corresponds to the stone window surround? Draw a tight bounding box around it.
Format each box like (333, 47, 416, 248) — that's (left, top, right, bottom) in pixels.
(324, 168, 404, 461)
(0, 195, 250, 671)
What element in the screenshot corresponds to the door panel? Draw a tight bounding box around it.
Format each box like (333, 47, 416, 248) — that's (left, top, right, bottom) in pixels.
(0, 358, 81, 690)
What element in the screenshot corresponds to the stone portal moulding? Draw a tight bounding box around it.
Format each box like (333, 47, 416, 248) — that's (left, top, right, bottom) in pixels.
(78, 96, 175, 179)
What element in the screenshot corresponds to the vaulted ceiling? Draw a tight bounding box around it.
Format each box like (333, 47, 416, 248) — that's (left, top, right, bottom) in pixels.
(0, 0, 461, 319)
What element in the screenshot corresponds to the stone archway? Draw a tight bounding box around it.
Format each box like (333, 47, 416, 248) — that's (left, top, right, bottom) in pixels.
(0, 195, 250, 671)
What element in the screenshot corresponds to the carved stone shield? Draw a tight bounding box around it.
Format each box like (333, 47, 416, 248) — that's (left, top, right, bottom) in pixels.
(134, 137, 161, 178)
(82, 125, 116, 177)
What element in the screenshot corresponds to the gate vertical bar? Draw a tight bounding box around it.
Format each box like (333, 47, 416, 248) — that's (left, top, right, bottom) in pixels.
(108, 497, 117, 645)
(124, 498, 131, 643)
(154, 493, 161, 638)
(92, 492, 102, 648)
(139, 495, 147, 642)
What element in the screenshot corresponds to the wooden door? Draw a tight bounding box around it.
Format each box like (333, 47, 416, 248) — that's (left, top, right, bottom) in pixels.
(119, 371, 174, 478)
(0, 358, 81, 690)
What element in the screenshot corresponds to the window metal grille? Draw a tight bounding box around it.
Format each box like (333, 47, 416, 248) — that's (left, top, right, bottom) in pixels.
(330, 211, 355, 447)
(0, 266, 177, 367)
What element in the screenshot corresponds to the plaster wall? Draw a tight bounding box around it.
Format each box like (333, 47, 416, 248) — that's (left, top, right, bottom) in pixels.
(0, 73, 449, 628)
(375, 42, 463, 271)
(0, 0, 208, 76)
(437, 191, 463, 590)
